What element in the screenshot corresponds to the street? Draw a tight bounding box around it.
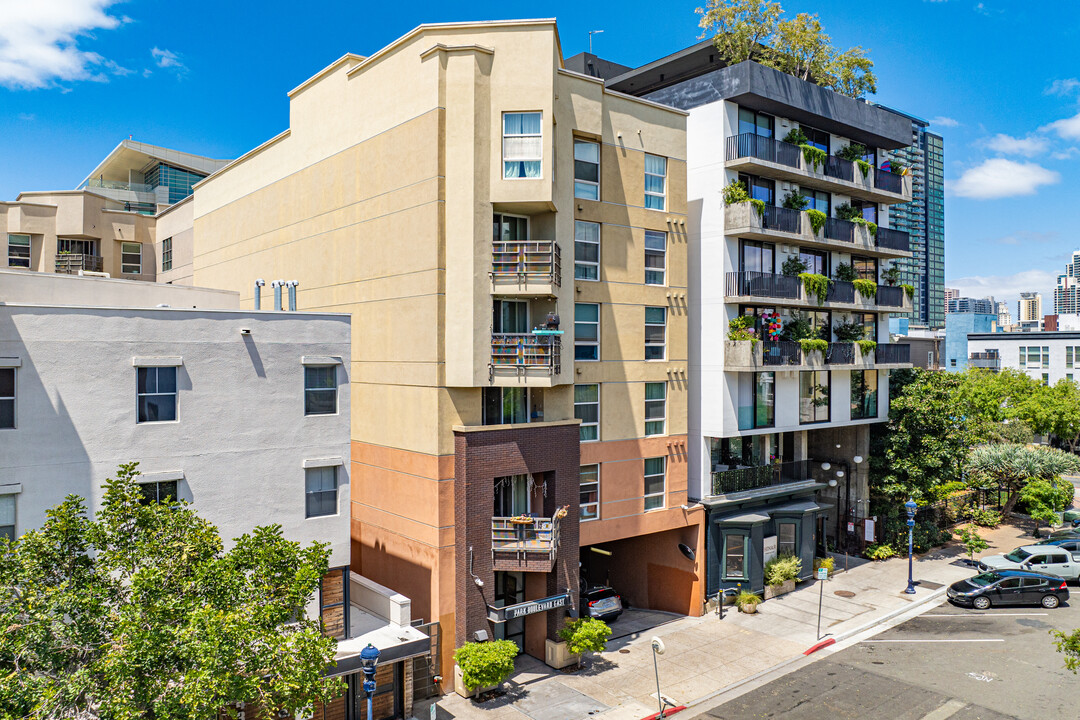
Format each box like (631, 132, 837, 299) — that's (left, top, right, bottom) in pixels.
(691, 592, 1080, 719)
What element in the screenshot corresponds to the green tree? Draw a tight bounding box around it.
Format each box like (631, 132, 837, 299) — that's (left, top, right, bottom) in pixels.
(0, 463, 343, 720)
(1047, 379, 1080, 453)
(824, 47, 877, 98)
(966, 444, 1080, 515)
(958, 524, 989, 562)
(1052, 628, 1080, 673)
(696, 0, 781, 64)
(765, 12, 833, 81)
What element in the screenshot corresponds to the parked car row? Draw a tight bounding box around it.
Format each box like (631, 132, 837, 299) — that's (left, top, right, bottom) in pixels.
(947, 531, 1080, 610)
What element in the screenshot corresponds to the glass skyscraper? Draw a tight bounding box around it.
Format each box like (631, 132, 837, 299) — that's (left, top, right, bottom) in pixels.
(883, 111, 945, 328)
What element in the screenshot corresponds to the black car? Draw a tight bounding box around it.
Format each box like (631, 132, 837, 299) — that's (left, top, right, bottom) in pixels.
(947, 569, 1069, 610)
(581, 585, 623, 622)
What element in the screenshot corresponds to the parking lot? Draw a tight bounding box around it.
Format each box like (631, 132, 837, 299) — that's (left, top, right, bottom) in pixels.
(692, 591, 1080, 719)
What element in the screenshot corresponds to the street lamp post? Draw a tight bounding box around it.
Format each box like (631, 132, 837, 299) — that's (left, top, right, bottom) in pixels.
(904, 498, 917, 595)
(359, 643, 381, 720)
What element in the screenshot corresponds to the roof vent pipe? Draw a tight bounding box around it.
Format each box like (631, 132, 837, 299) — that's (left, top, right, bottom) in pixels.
(254, 278, 265, 310)
(286, 280, 299, 311)
(271, 280, 283, 312)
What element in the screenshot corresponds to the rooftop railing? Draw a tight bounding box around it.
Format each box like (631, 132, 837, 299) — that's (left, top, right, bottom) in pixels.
(711, 460, 813, 496)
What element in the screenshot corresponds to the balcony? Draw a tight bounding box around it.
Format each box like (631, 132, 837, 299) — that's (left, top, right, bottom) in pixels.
(491, 515, 560, 572)
(711, 460, 814, 496)
(54, 254, 103, 274)
(725, 340, 882, 371)
(875, 343, 911, 366)
(724, 271, 912, 313)
(490, 333, 562, 384)
(724, 201, 910, 257)
(724, 133, 911, 204)
(491, 240, 561, 296)
(969, 352, 1001, 371)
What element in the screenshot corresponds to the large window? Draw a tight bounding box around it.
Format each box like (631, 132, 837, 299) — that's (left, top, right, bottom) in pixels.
(777, 521, 797, 556)
(851, 256, 877, 282)
(850, 370, 878, 420)
(7, 234, 30, 268)
(136, 367, 177, 423)
(304, 366, 337, 415)
(851, 199, 877, 224)
(0, 495, 14, 540)
(575, 384, 599, 441)
(138, 481, 177, 505)
(645, 382, 666, 436)
(121, 242, 142, 274)
(738, 173, 775, 205)
(737, 371, 774, 430)
(801, 125, 830, 154)
(1019, 346, 1050, 369)
(305, 466, 338, 518)
(799, 370, 830, 424)
(803, 189, 830, 216)
(574, 139, 600, 200)
(644, 154, 666, 210)
(483, 387, 527, 425)
(738, 107, 774, 137)
(58, 238, 96, 256)
(723, 533, 748, 579)
(580, 464, 600, 521)
(645, 307, 666, 360)
(854, 312, 878, 342)
(162, 237, 172, 272)
(645, 231, 666, 285)
(502, 112, 542, 179)
(799, 248, 828, 277)
(574, 221, 600, 281)
(643, 456, 666, 510)
(0, 368, 13, 429)
(740, 240, 775, 274)
(575, 303, 600, 361)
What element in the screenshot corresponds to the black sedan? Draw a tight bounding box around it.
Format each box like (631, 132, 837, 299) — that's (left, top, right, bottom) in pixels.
(947, 569, 1069, 610)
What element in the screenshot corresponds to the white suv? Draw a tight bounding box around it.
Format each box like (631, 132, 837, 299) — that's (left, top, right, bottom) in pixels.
(979, 545, 1080, 581)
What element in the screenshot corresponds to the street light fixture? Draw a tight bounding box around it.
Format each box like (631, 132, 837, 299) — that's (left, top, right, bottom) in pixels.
(904, 499, 918, 595)
(359, 643, 381, 720)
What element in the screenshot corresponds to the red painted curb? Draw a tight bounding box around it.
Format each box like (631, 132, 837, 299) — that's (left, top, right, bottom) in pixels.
(640, 705, 688, 720)
(803, 638, 836, 655)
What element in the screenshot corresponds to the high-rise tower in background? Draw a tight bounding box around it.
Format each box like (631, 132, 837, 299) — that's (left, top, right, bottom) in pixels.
(1054, 250, 1080, 315)
(883, 110, 945, 328)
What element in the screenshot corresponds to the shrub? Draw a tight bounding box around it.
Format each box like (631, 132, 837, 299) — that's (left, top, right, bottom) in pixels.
(783, 127, 809, 146)
(806, 208, 827, 234)
(836, 142, 868, 162)
(927, 480, 967, 501)
(835, 202, 860, 222)
(801, 144, 827, 171)
(834, 319, 865, 343)
(813, 556, 835, 575)
(783, 191, 809, 211)
(855, 159, 871, 178)
(728, 314, 757, 344)
(799, 272, 831, 305)
(853, 279, 877, 300)
(750, 198, 766, 218)
(454, 640, 519, 691)
(764, 554, 803, 586)
(781, 255, 808, 277)
(799, 338, 828, 356)
(881, 267, 901, 286)
(901, 283, 916, 300)
(959, 524, 989, 561)
(779, 311, 816, 342)
(557, 618, 612, 655)
(855, 339, 877, 356)
(1018, 478, 1075, 525)
(865, 543, 898, 561)
(970, 507, 1003, 528)
(721, 179, 750, 206)
(834, 263, 859, 283)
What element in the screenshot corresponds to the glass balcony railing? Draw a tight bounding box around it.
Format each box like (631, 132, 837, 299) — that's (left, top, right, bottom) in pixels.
(82, 178, 154, 193)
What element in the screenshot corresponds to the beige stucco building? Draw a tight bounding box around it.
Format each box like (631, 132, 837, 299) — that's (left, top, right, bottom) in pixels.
(157, 19, 702, 674)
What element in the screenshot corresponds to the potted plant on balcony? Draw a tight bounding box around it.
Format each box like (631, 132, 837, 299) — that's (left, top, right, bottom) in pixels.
(835, 142, 871, 178)
(721, 179, 764, 218)
(856, 339, 878, 357)
(781, 256, 807, 277)
(798, 272, 831, 306)
(833, 319, 865, 343)
(881, 266, 900, 286)
(853, 279, 877, 300)
(833, 263, 858, 283)
(901, 283, 916, 300)
(454, 640, 519, 698)
(782, 128, 808, 146)
(782, 191, 809, 212)
(835, 203, 878, 237)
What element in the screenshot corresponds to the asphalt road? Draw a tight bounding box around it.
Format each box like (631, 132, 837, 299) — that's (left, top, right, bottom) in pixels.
(692, 591, 1080, 720)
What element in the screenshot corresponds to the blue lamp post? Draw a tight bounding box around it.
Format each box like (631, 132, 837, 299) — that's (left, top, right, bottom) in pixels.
(359, 643, 381, 720)
(904, 498, 917, 595)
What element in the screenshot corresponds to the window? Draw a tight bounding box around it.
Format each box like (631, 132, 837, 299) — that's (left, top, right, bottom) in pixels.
(503, 112, 542, 179)
(723, 533, 748, 579)
(739, 173, 775, 205)
(777, 522, 797, 555)
(645, 307, 666, 360)
(644, 154, 666, 210)
(136, 367, 177, 423)
(950, 358, 957, 367)
(737, 371, 775, 430)
(851, 199, 878, 224)
(1020, 346, 1050, 369)
(58, 238, 96, 256)
(483, 387, 527, 425)
(644, 231, 666, 285)
(138, 481, 177, 505)
(304, 366, 337, 415)
(799, 370, 830, 424)
(799, 248, 828, 277)
(851, 256, 877, 282)
(574, 384, 599, 441)
(0, 495, 14, 540)
(121, 242, 142, 274)
(162, 237, 172, 272)
(850, 370, 878, 420)
(738, 107, 774, 137)
(1043, 373, 1049, 386)
(803, 189, 829, 216)
(574, 139, 600, 199)
(1068, 346, 1074, 369)
(854, 312, 878, 342)
(305, 466, 338, 518)
(0, 368, 13, 429)
(574, 221, 600, 281)
(801, 125, 830, 154)
(740, 240, 775, 273)
(580, 464, 600, 521)
(645, 382, 666, 436)
(7, 234, 30, 268)
(643, 456, 665, 510)
(575, 303, 600, 361)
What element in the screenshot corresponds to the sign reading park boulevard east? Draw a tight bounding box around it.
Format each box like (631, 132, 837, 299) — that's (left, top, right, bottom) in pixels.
(487, 593, 570, 623)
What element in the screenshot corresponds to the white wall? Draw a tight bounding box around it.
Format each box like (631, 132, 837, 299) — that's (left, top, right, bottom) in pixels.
(0, 305, 351, 566)
(968, 334, 1080, 385)
(0, 268, 238, 309)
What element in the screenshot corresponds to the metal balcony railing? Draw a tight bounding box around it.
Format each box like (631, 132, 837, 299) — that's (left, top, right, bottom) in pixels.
(877, 285, 906, 308)
(823, 155, 854, 182)
(826, 343, 855, 365)
(875, 169, 903, 194)
(491, 240, 561, 286)
(875, 343, 911, 364)
(725, 271, 802, 300)
(761, 340, 802, 366)
(491, 515, 560, 567)
(725, 133, 801, 169)
(875, 227, 910, 252)
(711, 460, 813, 496)
(490, 334, 561, 375)
(823, 217, 855, 243)
(760, 204, 802, 234)
(826, 280, 855, 304)
(54, 254, 103, 274)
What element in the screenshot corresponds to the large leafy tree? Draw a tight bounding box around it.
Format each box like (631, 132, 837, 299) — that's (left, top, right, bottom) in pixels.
(1047, 379, 1080, 453)
(0, 463, 344, 720)
(696, 0, 781, 65)
(768, 13, 833, 82)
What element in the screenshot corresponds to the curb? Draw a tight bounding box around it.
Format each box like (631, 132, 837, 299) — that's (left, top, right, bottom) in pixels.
(803, 638, 835, 655)
(639, 706, 687, 720)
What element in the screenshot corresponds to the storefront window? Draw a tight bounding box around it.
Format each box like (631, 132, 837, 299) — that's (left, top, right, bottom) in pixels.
(724, 533, 748, 579)
(778, 522, 797, 556)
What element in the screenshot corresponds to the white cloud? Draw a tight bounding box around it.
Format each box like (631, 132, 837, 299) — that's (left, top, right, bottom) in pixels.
(931, 116, 960, 128)
(1045, 78, 1080, 96)
(1052, 147, 1080, 161)
(0, 0, 128, 89)
(984, 133, 1049, 157)
(1042, 111, 1080, 141)
(951, 158, 1059, 199)
(151, 47, 182, 69)
(947, 269, 1058, 310)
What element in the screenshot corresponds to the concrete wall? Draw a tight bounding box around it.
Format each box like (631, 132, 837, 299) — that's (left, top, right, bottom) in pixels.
(0, 305, 351, 567)
(155, 197, 196, 285)
(0, 268, 238, 308)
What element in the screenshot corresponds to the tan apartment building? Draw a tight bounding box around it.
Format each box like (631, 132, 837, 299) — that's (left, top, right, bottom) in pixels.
(159, 19, 702, 674)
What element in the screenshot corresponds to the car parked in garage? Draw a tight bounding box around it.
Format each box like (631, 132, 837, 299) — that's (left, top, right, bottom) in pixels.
(977, 545, 1080, 581)
(581, 585, 623, 622)
(947, 570, 1069, 609)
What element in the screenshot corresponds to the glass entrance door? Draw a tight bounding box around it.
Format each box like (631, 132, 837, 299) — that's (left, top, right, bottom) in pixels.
(493, 571, 525, 652)
(493, 300, 528, 334)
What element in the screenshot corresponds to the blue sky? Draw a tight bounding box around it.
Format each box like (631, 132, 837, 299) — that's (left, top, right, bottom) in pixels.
(3, 0, 1079, 314)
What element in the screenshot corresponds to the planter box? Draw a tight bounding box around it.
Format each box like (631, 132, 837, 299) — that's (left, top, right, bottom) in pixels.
(763, 579, 796, 599)
(453, 663, 500, 699)
(545, 639, 581, 670)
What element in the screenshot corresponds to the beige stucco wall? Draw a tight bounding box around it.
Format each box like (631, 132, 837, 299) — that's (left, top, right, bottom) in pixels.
(155, 196, 195, 285)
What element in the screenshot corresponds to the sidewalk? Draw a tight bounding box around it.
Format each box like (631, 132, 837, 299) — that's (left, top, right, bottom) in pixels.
(418, 521, 1035, 720)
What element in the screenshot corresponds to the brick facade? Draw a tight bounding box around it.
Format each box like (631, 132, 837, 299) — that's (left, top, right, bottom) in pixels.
(453, 422, 581, 653)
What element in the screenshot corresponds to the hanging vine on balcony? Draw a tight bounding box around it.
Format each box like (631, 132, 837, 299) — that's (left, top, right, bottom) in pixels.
(901, 283, 916, 300)
(856, 159, 871, 178)
(799, 272, 831, 305)
(750, 198, 765, 218)
(856, 339, 878, 356)
(800, 144, 827, 172)
(853, 279, 878, 300)
(798, 338, 828, 356)
(806, 209, 827, 235)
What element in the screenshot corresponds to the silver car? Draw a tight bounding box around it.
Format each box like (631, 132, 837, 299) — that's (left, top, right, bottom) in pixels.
(979, 545, 1080, 581)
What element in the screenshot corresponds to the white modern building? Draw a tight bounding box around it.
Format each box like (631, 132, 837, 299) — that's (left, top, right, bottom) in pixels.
(967, 330, 1080, 385)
